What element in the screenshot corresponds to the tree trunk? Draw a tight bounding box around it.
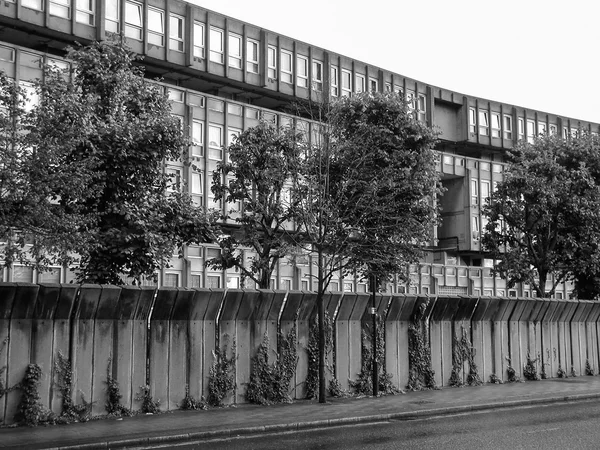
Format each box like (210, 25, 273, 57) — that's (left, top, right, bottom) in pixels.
(371, 274, 378, 397)
(318, 251, 326, 403)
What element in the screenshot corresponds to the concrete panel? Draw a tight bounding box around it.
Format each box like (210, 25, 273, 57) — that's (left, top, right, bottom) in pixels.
(200, 290, 225, 401)
(185, 288, 212, 402)
(168, 289, 195, 410)
(31, 284, 60, 414)
(71, 285, 102, 415)
(131, 287, 155, 410)
(347, 293, 369, 391)
(233, 290, 261, 404)
(334, 293, 355, 390)
(279, 291, 304, 400)
(149, 288, 177, 410)
(385, 295, 406, 390)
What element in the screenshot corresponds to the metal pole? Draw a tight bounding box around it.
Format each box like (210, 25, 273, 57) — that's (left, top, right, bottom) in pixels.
(371, 274, 378, 397)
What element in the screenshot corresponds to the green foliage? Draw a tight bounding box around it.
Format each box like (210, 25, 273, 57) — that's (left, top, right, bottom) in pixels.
(557, 365, 567, 378)
(489, 373, 503, 384)
(208, 336, 236, 407)
(180, 385, 208, 410)
(482, 134, 600, 298)
(570, 366, 577, 377)
(448, 327, 482, 387)
(208, 120, 305, 288)
(0, 38, 210, 282)
(305, 311, 334, 400)
(523, 353, 540, 381)
(105, 360, 132, 417)
(0, 337, 14, 400)
(505, 357, 520, 383)
(406, 301, 436, 391)
(15, 364, 53, 426)
(586, 359, 594, 376)
(53, 351, 96, 423)
(350, 319, 399, 396)
(246, 327, 298, 405)
(135, 385, 161, 414)
(328, 378, 350, 398)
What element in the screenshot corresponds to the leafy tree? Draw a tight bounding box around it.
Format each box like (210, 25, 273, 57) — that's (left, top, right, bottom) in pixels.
(0, 39, 211, 284)
(482, 134, 600, 298)
(207, 120, 304, 288)
(294, 92, 440, 401)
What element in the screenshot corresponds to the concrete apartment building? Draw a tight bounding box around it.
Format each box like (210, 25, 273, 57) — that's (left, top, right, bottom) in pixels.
(0, 0, 589, 298)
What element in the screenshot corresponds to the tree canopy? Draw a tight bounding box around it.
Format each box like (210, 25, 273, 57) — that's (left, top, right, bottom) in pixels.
(207, 120, 304, 288)
(482, 133, 600, 298)
(0, 39, 210, 284)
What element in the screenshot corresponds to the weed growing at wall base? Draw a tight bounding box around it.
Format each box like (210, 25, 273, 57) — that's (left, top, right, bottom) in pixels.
(208, 335, 236, 407)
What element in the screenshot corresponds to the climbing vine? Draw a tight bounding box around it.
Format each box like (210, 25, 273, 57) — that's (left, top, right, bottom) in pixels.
(0, 337, 16, 401)
(246, 325, 298, 405)
(350, 319, 399, 396)
(523, 352, 540, 381)
(406, 300, 436, 391)
(180, 384, 207, 410)
(305, 311, 336, 399)
(208, 335, 236, 407)
(105, 359, 132, 417)
(586, 359, 593, 376)
(448, 327, 482, 387)
(15, 364, 51, 426)
(505, 356, 520, 382)
(135, 385, 161, 414)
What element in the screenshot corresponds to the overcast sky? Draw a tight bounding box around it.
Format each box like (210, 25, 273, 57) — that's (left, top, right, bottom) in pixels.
(187, 0, 600, 124)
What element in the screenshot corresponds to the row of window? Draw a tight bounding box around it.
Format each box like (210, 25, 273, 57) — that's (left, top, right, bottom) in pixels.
(16, 0, 95, 25)
(469, 107, 595, 143)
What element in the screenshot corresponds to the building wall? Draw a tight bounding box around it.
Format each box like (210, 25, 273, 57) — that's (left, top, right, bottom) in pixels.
(0, 1, 584, 298)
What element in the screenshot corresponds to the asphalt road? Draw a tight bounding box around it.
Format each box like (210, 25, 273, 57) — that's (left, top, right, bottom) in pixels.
(149, 399, 600, 449)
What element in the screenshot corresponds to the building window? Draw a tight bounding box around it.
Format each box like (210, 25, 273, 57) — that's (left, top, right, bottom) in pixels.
(518, 118, 525, 140)
(49, 0, 70, 19)
(105, 0, 120, 33)
(228, 33, 242, 69)
(169, 14, 185, 52)
(343, 282, 353, 292)
(208, 124, 223, 160)
(209, 27, 224, 64)
(193, 22, 205, 59)
(527, 119, 535, 143)
(125, 1, 143, 41)
(406, 90, 416, 109)
(538, 122, 547, 136)
(208, 98, 224, 112)
(355, 74, 365, 93)
(191, 171, 203, 195)
(312, 60, 323, 91)
(246, 39, 259, 73)
(471, 178, 479, 205)
(263, 112, 276, 124)
(296, 55, 308, 88)
(417, 94, 426, 122)
(280, 50, 293, 84)
(164, 273, 179, 287)
(369, 78, 378, 93)
(227, 103, 242, 116)
(481, 180, 490, 201)
(191, 120, 204, 157)
(20, 81, 39, 112)
(167, 88, 184, 103)
(22, 0, 43, 11)
(394, 84, 403, 95)
(206, 275, 221, 289)
(330, 65, 339, 97)
(478, 110, 489, 136)
(472, 216, 480, 241)
(0, 46, 15, 63)
(165, 167, 181, 192)
(267, 45, 277, 79)
(503, 115, 512, 140)
(147, 7, 165, 46)
(341, 69, 351, 97)
(469, 108, 476, 134)
(549, 124, 557, 135)
(490, 112, 500, 138)
(76, 0, 94, 25)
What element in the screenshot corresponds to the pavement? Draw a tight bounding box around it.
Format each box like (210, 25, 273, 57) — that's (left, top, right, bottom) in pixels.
(2, 377, 600, 450)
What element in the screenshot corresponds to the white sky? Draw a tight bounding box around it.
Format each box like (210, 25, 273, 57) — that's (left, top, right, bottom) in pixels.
(187, 0, 600, 124)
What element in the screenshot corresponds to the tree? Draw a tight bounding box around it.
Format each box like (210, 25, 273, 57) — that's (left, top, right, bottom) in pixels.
(0, 39, 211, 284)
(207, 120, 304, 288)
(482, 134, 600, 298)
(294, 92, 440, 401)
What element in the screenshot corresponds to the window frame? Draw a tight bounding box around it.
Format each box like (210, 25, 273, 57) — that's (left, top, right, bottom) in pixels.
(296, 55, 308, 88)
(209, 27, 225, 64)
(355, 73, 365, 93)
(208, 124, 223, 160)
(469, 107, 476, 134)
(191, 120, 204, 157)
(280, 49, 293, 84)
(147, 6, 165, 47)
(75, 0, 95, 25)
(330, 65, 339, 97)
(228, 33, 242, 69)
(246, 39, 259, 73)
(369, 77, 378, 93)
(124, 0, 143, 41)
(169, 14, 185, 52)
(49, 0, 70, 19)
(503, 114, 513, 140)
(312, 60, 323, 91)
(267, 45, 277, 79)
(478, 110, 489, 136)
(491, 112, 501, 138)
(341, 69, 351, 97)
(193, 21, 205, 59)
(105, 0, 120, 33)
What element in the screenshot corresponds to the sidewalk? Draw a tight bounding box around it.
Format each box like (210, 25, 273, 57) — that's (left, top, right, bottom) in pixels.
(2, 377, 600, 450)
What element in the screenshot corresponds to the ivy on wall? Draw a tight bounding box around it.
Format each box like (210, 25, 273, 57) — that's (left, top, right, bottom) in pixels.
(448, 327, 482, 387)
(406, 300, 436, 391)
